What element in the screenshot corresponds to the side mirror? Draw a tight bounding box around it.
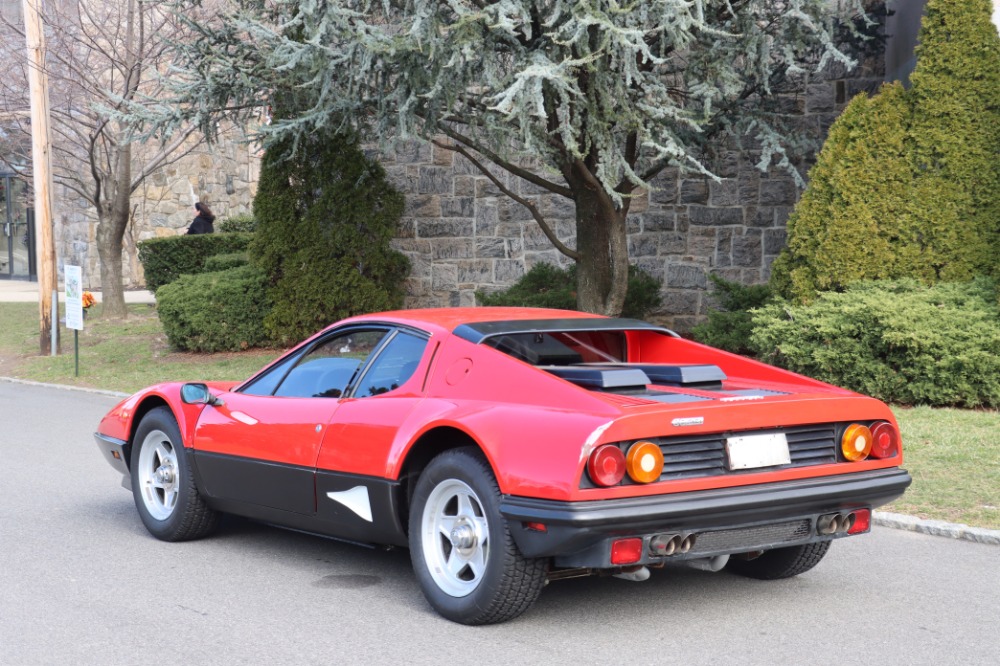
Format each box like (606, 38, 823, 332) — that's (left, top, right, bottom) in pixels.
(181, 383, 224, 406)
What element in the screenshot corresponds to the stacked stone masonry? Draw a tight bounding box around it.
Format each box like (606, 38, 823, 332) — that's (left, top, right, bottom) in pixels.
(386, 57, 885, 331)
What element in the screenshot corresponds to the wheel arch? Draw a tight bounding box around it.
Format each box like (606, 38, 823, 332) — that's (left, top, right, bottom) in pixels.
(124, 396, 173, 468)
(396, 426, 490, 537)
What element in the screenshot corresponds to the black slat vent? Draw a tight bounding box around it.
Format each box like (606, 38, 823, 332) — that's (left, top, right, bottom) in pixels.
(656, 424, 838, 481)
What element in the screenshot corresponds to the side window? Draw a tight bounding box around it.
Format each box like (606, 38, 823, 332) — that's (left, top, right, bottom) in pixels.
(352, 331, 428, 398)
(239, 351, 304, 396)
(273, 329, 388, 398)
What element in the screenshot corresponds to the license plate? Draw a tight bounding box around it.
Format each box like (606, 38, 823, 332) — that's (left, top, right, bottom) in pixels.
(725, 433, 790, 470)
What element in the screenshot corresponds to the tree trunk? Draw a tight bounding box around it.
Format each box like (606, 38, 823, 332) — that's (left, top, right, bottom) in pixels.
(95, 144, 133, 318)
(572, 185, 629, 316)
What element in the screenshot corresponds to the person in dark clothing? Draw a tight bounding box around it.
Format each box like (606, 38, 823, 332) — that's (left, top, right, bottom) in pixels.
(187, 202, 216, 235)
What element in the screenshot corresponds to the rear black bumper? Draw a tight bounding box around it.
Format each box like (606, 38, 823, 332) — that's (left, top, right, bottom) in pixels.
(500, 468, 911, 567)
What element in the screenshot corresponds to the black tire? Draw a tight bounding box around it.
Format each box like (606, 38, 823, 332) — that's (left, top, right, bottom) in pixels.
(726, 541, 832, 580)
(130, 406, 219, 541)
(409, 448, 547, 625)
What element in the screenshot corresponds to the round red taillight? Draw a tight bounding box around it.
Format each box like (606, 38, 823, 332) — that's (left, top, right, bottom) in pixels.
(588, 444, 626, 487)
(869, 421, 900, 459)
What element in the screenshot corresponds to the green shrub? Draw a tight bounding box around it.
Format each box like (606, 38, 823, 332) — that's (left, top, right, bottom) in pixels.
(749, 279, 1000, 407)
(692, 275, 773, 355)
(771, 0, 1000, 302)
(251, 132, 409, 346)
(138, 233, 255, 292)
(204, 252, 249, 272)
(156, 265, 272, 352)
(477, 262, 663, 319)
(218, 213, 257, 233)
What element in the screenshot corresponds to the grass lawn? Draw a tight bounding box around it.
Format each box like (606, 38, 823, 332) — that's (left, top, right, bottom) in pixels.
(1, 301, 997, 530)
(0, 302, 281, 394)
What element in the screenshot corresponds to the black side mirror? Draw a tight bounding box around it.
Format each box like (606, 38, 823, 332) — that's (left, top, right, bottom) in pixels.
(181, 383, 224, 406)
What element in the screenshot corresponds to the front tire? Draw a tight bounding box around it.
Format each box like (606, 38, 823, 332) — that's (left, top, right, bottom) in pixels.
(409, 448, 547, 625)
(130, 406, 219, 541)
(726, 541, 832, 580)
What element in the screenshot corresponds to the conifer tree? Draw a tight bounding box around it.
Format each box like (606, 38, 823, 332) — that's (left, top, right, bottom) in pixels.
(772, 0, 1000, 301)
(142, 0, 868, 315)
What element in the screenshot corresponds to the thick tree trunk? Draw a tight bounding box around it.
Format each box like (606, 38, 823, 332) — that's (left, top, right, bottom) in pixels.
(572, 185, 629, 316)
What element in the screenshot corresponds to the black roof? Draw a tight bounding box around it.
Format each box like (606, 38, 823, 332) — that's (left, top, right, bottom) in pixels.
(452, 318, 678, 344)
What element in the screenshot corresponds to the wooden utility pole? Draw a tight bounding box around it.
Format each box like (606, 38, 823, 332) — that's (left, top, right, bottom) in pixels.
(21, 0, 59, 355)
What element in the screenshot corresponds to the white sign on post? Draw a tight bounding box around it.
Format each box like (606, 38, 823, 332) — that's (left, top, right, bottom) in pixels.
(65, 264, 84, 331)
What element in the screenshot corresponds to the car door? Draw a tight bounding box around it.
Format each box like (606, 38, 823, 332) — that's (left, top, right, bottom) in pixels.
(314, 329, 431, 537)
(191, 327, 390, 515)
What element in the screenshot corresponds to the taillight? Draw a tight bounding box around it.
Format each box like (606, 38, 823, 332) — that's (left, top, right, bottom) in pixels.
(588, 444, 626, 487)
(611, 538, 643, 565)
(841, 424, 873, 461)
(625, 441, 664, 484)
(869, 422, 900, 459)
(848, 509, 871, 534)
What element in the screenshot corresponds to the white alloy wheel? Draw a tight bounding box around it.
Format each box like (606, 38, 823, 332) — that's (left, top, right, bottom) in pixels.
(136, 429, 180, 521)
(419, 478, 491, 597)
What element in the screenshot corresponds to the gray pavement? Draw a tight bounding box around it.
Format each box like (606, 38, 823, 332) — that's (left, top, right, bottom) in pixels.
(0, 279, 154, 303)
(0, 381, 998, 665)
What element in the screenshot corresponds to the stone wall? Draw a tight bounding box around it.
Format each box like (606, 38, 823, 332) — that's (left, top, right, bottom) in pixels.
(57, 137, 259, 290)
(384, 52, 885, 331)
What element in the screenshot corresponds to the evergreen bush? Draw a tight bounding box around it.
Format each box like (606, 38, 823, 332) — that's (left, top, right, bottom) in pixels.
(217, 213, 258, 233)
(692, 275, 773, 355)
(204, 252, 249, 272)
(771, 0, 1000, 302)
(156, 265, 272, 352)
(251, 133, 409, 346)
(749, 279, 1000, 407)
(477, 263, 663, 319)
(138, 233, 254, 292)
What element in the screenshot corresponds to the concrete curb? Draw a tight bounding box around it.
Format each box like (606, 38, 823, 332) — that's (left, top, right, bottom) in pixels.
(3, 376, 997, 546)
(0, 376, 129, 399)
(874, 511, 1000, 546)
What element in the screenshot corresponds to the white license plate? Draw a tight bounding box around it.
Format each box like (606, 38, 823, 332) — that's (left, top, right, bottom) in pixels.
(725, 433, 790, 470)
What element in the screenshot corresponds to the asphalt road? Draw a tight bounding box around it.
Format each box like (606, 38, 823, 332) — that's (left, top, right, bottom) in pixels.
(1, 381, 996, 665)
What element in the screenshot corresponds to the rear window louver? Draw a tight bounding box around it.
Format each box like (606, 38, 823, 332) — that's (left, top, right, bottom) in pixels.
(542, 364, 727, 391)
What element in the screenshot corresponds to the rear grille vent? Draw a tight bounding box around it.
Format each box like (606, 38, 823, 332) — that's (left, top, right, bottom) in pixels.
(690, 520, 813, 554)
(656, 424, 838, 481)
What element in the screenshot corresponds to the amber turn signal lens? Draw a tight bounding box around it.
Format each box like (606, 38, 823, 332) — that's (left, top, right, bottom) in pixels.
(869, 421, 900, 459)
(588, 444, 626, 487)
(841, 424, 873, 461)
(626, 441, 664, 484)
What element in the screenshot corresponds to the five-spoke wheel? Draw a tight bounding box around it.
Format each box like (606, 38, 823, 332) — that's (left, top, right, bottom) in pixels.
(409, 448, 547, 625)
(130, 406, 218, 541)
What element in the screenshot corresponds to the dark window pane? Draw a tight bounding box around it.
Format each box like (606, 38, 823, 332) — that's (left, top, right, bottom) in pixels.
(353, 332, 428, 398)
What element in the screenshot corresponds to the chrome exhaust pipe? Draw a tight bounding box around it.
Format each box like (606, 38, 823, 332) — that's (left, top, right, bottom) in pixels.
(817, 514, 838, 535)
(678, 535, 695, 554)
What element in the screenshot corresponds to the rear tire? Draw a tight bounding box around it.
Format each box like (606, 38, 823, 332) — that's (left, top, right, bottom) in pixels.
(726, 541, 831, 580)
(409, 448, 547, 625)
(130, 407, 219, 541)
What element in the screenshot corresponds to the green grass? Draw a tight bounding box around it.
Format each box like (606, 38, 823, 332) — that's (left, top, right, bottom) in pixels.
(0, 302, 281, 394)
(1, 301, 997, 530)
(888, 406, 999, 530)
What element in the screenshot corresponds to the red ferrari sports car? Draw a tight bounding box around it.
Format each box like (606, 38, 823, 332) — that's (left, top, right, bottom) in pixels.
(95, 307, 910, 624)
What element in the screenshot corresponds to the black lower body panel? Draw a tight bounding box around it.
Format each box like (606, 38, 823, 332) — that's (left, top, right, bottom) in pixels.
(500, 468, 911, 567)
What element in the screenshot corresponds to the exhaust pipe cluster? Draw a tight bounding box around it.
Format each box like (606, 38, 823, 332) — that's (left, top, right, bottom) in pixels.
(649, 533, 696, 557)
(817, 512, 856, 535)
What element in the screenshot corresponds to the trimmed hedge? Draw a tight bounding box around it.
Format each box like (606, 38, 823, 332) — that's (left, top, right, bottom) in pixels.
(156, 265, 272, 352)
(749, 279, 1000, 407)
(203, 252, 248, 272)
(477, 262, 663, 319)
(217, 213, 257, 233)
(138, 233, 254, 292)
